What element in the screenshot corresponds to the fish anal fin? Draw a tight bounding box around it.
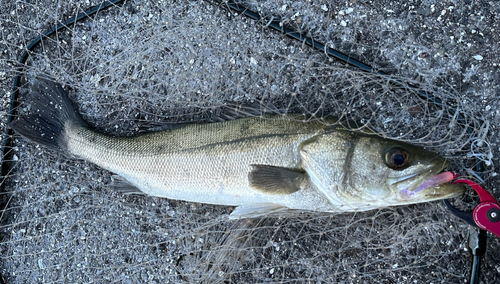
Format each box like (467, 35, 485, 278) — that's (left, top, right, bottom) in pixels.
(111, 175, 145, 195)
(249, 165, 305, 195)
(229, 203, 288, 219)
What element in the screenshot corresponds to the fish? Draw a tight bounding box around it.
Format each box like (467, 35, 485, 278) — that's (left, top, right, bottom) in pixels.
(11, 78, 465, 218)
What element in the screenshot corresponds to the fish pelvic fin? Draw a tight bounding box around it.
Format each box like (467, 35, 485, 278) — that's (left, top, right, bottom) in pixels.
(229, 203, 288, 219)
(11, 77, 87, 150)
(248, 165, 305, 195)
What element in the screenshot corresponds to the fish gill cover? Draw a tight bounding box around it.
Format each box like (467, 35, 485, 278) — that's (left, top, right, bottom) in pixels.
(0, 0, 499, 283)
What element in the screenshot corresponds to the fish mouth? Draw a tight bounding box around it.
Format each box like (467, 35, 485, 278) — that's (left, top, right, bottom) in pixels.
(390, 161, 466, 202)
(413, 182, 465, 200)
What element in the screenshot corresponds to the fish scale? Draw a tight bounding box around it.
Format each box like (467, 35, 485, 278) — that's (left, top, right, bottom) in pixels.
(65, 118, 330, 208)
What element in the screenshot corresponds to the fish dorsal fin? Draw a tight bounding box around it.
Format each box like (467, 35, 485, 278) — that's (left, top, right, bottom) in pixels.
(207, 102, 284, 122)
(229, 203, 288, 219)
(137, 102, 284, 132)
(248, 165, 305, 195)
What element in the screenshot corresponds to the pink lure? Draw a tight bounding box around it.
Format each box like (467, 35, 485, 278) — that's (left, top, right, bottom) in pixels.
(400, 171, 455, 200)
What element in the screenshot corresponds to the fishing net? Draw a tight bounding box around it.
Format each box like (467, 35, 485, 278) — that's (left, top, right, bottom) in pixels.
(1, 0, 499, 283)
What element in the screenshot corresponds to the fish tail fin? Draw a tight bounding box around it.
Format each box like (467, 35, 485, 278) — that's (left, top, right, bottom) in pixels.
(11, 78, 87, 150)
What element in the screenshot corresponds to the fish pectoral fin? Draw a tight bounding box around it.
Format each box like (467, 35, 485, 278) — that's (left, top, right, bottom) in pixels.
(229, 203, 288, 219)
(249, 165, 305, 195)
(111, 175, 145, 195)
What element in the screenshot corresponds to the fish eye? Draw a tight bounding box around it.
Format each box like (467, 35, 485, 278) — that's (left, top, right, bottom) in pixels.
(385, 148, 410, 169)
